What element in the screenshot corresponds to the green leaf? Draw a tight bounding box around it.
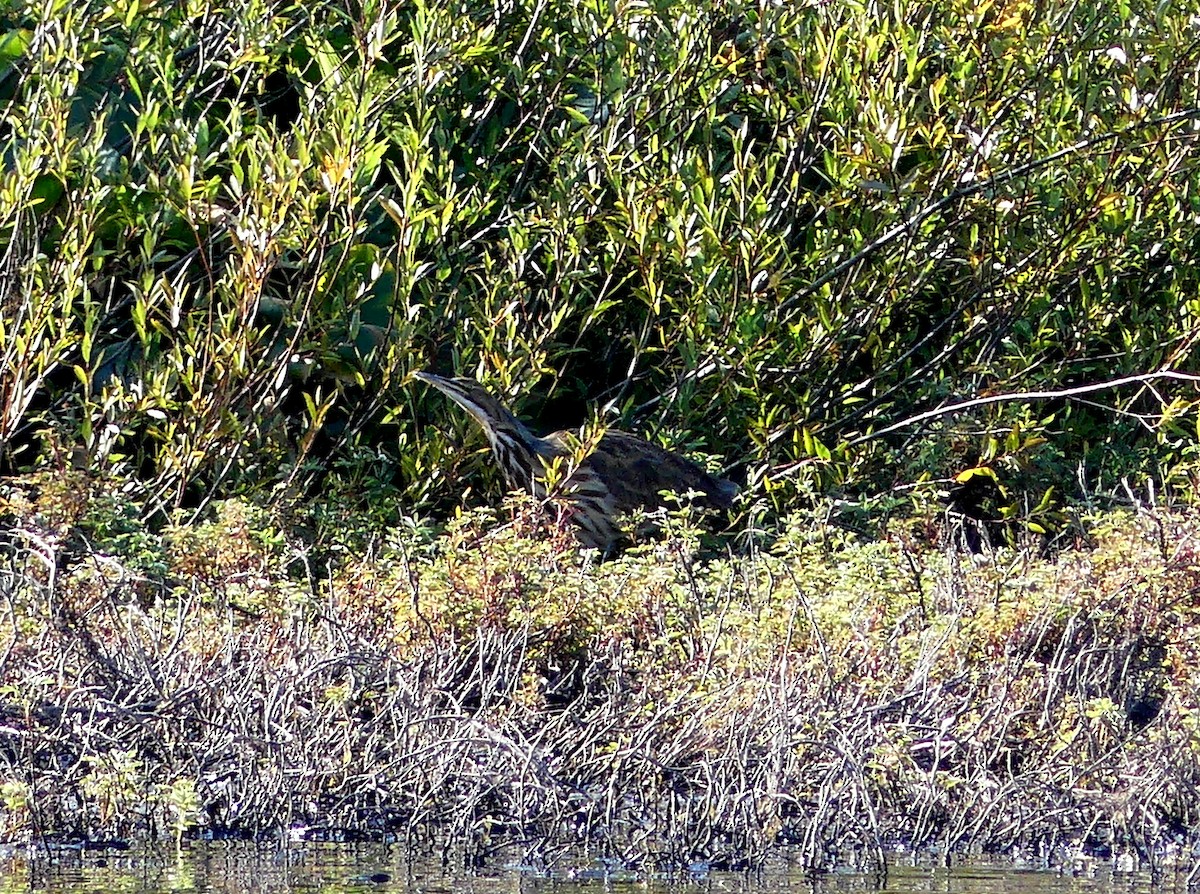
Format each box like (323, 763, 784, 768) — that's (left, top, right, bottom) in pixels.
(0, 28, 32, 73)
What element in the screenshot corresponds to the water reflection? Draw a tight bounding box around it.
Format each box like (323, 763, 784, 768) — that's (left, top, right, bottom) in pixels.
(0, 845, 1184, 894)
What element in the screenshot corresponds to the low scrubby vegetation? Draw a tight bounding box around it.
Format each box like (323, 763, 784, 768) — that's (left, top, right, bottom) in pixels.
(2, 474, 1199, 872)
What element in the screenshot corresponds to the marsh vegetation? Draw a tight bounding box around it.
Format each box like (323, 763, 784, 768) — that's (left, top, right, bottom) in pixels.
(2, 0, 1200, 872)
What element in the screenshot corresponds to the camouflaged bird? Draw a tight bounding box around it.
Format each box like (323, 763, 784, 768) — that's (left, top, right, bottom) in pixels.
(416, 372, 737, 551)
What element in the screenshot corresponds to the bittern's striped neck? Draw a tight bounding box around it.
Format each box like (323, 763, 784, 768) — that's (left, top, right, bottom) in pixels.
(415, 372, 553, 491)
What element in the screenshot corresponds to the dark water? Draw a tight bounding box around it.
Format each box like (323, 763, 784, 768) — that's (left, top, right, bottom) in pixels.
(0, 845, 1186, 894)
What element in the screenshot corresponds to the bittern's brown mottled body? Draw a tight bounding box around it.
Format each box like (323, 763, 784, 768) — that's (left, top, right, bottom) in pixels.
(416, 373, 737, 551)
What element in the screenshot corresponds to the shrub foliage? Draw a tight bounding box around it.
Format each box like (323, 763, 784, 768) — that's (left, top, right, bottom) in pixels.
(1, 0, 1199, 518)
(4, 0, 1200, 868)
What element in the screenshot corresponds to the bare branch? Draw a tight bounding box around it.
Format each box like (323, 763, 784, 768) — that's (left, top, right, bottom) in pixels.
(847, 369, 1200, 446)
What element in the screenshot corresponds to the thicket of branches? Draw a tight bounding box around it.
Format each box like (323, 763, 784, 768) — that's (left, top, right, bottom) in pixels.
(7, 0, 1200, 870)
(1, 0, 1198, 523)
(2, 486, 1199, 871)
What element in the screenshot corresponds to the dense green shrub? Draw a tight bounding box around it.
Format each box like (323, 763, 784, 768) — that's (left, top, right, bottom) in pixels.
(1, 0, 1198, 524)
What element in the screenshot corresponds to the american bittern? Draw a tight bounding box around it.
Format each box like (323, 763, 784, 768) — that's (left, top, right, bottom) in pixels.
(416, 372, 737, 551)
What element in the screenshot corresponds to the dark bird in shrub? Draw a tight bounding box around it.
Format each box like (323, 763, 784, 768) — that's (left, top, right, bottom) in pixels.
(415, 372, 737, 552)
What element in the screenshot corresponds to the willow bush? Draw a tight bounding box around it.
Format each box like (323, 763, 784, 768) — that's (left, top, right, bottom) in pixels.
(1, 0, 1198, 524)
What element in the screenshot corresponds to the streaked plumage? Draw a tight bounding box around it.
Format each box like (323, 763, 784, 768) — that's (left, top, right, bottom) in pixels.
(415, 372, 737, 551)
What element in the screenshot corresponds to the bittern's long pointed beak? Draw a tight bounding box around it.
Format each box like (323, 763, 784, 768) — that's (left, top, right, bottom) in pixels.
(415, 371, 489, 428)
(415, 371, 462, 402)
(413, 371, 444, 387)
